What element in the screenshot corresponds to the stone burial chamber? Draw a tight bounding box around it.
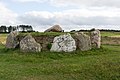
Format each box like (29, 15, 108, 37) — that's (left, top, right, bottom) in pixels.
(5, 28, 101, 53)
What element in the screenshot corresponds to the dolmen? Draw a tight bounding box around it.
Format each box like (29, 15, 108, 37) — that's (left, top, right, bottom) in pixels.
(5, 28, 101, 53)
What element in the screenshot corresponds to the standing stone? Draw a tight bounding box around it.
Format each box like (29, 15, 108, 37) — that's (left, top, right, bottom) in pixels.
(20, 34, 42, 52)
(6, 31, 19, 49)
(50, 33, 76, 52)
(44, 25, 63, 32)
(90, 29, 101, 48)
(74, 32, 91, 51)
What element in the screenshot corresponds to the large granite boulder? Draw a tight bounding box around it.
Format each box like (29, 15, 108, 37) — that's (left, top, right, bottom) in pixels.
(74, 32, 91, 51)
(20, 34, 42, 52)
(6, 31, 19, 49)
(50, 33, 76, 52)
(90, 29, 101, 48)
(44, 25, 63, 32)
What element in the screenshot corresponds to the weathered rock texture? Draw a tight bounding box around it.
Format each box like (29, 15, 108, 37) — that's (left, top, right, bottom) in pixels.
(6, 31, 19, 49)
(20, 34, 42, 52)
(44, 25, 62, 32)
(50, 33, 76, 52)
(17, 30, 102, 52)
(74, 32, 91, 51)
(90, 29, 101, 48)
(17, 35, 56, 51)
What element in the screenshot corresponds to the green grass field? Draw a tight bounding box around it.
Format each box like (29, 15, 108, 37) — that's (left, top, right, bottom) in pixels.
(0, 32, 120, 80)
(101, 31, 120, 37)
(0, 44, 119, 80)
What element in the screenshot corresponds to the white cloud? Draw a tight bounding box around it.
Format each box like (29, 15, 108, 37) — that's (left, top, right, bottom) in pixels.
(17, 7, 120, 25)
(50, 0, 120, 8)
(12, 0, 48, 3)
(13, 0, 120, 8)
(1, 0, 120, 31)
(18, 11, 55, 25)
(0, 2, 17, 25)
(16, 7, 120, 31)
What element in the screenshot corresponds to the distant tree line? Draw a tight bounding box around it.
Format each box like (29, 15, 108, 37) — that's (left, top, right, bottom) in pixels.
(0, 25, 34, 33)
(70, 29, 120, 32)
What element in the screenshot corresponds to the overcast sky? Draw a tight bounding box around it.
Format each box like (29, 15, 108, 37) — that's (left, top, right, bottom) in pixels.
(0, 0, 120, 31)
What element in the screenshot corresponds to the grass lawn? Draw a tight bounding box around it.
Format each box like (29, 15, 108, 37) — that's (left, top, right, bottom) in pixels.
(0, 44, 119, 80)
(101, 31, 120, 37)
(0, 32, 120, 80)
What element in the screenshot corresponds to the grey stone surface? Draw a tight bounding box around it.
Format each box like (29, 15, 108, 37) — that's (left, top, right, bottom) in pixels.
(20, 34, 42, 52)
(44, 25, 62, 32)
(90, 29, 101, 48)
(6, 31, 19, 49)
(75, 32, 91, 51)
(50, 33, 76, 52)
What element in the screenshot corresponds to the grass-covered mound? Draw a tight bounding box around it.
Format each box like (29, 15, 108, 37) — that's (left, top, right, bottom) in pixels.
(18, 32, 69, 37)
(0, 44, 119, 80)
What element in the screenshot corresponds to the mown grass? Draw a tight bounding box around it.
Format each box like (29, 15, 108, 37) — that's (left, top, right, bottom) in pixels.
(0, 32, 120, 80)
(0, 44, 119, 80)
(101, 31, 120, 37)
